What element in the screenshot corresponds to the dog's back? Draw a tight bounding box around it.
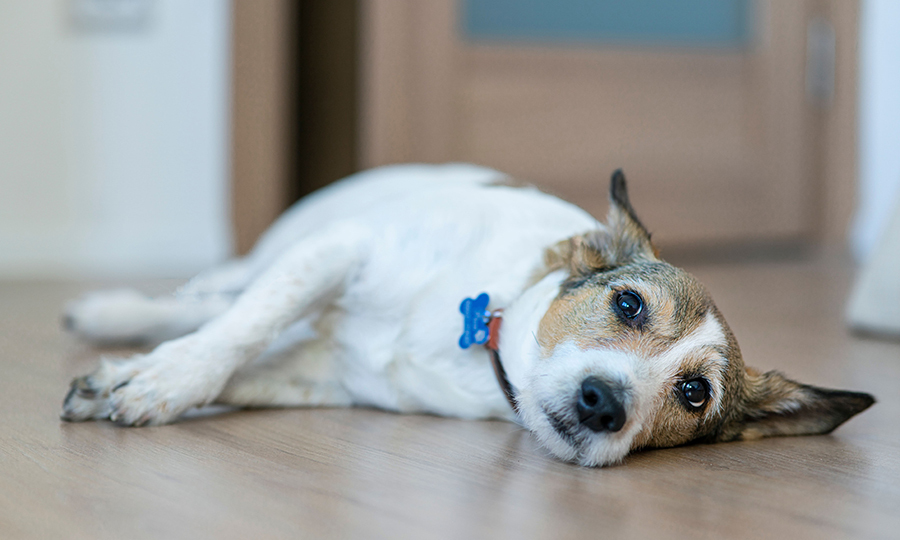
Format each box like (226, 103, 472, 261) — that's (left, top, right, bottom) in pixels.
(246, 164, 512, 274)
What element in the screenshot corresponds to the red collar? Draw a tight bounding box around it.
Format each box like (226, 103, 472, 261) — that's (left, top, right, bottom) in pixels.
(485, 311, 517, 412)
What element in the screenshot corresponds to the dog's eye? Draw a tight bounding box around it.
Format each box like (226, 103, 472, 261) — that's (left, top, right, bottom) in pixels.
(681, 379, 708, 408)
(615, 291, 643, 320)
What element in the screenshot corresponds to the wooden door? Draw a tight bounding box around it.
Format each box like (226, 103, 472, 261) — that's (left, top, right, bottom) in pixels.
(357, 0, 855, 249)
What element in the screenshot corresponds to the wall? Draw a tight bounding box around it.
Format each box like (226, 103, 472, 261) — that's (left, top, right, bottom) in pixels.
(853, 0, 900, 260)
(0, 0, 231, 279)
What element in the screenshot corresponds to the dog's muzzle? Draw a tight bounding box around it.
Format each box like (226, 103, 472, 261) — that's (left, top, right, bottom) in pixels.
(576, 377, 626, 432)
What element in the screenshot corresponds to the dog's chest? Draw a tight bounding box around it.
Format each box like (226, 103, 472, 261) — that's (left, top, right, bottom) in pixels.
(326, 238, 529, 419)
(312, 187, 596, 419)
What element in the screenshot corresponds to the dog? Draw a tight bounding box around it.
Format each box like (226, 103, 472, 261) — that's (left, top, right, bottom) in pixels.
(61, 164, 874, 466)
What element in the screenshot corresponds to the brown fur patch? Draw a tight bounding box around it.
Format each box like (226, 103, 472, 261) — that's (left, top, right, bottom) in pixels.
(539, 262, 715, 355)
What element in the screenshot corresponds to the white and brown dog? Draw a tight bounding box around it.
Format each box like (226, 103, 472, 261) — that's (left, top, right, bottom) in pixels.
(62, 164, 874, 466)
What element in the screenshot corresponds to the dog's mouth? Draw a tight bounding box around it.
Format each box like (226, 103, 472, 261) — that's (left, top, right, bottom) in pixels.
(542, 404, 584, 449)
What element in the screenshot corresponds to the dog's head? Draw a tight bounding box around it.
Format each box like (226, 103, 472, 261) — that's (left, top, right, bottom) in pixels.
(514, 170, 874, 467)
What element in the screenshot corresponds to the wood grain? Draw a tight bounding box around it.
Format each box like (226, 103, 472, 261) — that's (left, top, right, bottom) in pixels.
(1, 256, 898, 540)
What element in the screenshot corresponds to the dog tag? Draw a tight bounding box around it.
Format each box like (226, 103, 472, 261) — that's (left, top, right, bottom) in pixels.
(459, 293, 491, 349)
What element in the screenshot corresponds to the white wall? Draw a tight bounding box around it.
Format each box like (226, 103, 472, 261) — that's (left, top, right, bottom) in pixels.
(852, 0, 900, 261)
(0, 0, 231, 279)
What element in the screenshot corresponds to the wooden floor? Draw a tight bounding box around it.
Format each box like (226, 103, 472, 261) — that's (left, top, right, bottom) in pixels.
(2, 256, 899, 540)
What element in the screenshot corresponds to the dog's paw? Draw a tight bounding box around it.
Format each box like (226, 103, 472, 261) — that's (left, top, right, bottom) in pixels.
(62, 345, 225, 426)
(105, 362, 212, 426)
(61, 356, 148, 422)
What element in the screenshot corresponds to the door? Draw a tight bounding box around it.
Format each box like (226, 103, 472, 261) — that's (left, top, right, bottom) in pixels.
(357, 0, 848, 249)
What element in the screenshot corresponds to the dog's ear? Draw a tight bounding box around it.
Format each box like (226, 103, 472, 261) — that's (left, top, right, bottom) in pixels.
(607, 169, 654, 253)
(562, 170, 658, 277)
(722, 369, 874, 441)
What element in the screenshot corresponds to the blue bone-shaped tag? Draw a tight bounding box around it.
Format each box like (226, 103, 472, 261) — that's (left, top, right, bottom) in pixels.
(459, 293, 491, 349)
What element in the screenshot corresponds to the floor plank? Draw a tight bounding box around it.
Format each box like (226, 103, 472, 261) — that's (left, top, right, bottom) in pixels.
(1, 257, 898, 540)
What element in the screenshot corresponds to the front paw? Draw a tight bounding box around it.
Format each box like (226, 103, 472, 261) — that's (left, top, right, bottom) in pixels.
(61, 348, 219, 426)
(61, 357, 144, 422)
(104, 366, 198, 426)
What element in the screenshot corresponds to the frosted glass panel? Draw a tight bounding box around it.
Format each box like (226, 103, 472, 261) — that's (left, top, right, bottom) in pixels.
(463, 0, 751, 47)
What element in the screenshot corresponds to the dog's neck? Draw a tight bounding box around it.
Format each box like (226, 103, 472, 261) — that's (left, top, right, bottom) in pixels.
(497, 270, 567, 393)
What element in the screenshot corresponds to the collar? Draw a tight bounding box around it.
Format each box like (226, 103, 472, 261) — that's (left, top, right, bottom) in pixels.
(485, 311, 518, 412)
(458, 293, 517, 413)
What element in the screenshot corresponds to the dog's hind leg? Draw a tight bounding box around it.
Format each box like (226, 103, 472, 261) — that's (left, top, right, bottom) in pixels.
(216, 337, 352, 409)
(62, 222, 370, 425)
(64, 289, 234, 345)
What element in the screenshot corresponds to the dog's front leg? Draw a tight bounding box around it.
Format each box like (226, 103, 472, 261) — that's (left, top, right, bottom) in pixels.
(62, 223, 370, 426)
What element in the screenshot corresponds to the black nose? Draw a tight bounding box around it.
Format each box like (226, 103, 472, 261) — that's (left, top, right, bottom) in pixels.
(577, 376, 626, 432)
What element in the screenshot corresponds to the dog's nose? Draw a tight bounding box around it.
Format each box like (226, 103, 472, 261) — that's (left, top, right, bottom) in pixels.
(577, 376, 626, 433)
